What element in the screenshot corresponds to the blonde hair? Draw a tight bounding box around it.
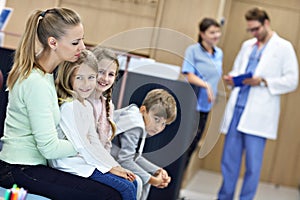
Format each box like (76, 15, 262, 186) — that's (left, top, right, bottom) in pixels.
(142, 89, 177, 124)
(90, 46, 119, 140)
(7, 7, 81, 90)
(56, 49, 98, 104)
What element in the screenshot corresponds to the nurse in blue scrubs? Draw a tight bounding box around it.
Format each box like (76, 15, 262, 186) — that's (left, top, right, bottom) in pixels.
(181, 17, 223, 168)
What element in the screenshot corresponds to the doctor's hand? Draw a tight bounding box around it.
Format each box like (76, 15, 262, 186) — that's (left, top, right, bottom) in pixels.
(223, 75, 234, 86)
(243, 76, 265, 86)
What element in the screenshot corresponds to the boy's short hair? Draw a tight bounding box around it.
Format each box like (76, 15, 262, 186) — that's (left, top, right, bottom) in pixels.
(142, 89, 177, 124)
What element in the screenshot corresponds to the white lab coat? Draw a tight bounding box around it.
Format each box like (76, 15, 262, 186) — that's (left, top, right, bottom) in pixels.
(220, 33, 298, 140)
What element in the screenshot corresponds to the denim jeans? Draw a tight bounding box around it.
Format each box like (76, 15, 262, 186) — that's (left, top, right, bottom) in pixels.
(90, 169, 137, 200)
(0, 159, 122, 200)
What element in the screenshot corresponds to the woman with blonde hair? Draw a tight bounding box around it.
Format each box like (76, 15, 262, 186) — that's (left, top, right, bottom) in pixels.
(0, 8, 121, 200)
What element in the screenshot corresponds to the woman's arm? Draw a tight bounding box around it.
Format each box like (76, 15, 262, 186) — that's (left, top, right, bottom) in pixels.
(24, 76, 76, 159)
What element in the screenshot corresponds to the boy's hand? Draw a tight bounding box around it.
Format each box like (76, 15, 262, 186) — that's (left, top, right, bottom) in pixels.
(160, 169, 171, 188)
(153, 168, 171, 188)
(149, 173, 164, 187)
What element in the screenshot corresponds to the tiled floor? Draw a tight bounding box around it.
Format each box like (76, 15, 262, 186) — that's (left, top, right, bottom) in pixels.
(180, 169, 299, 200)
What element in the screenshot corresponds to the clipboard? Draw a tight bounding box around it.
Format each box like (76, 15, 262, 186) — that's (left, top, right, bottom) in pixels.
(232, 72, 253, 87)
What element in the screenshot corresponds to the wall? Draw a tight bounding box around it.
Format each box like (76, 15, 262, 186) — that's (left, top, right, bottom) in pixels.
(3, 0, 56, 49)
(2, 0, 299, 187)
(3, 0, 221, 61)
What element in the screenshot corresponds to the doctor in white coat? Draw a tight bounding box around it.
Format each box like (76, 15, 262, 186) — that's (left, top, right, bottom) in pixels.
(218, 7, 298, 200)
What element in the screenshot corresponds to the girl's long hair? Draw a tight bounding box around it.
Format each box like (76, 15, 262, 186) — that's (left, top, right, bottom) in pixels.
(91, 46, 120, 140)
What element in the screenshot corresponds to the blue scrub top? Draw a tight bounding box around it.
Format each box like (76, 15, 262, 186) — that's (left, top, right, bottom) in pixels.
(236, 43, 267, 107)
(182, 43, 223, 112)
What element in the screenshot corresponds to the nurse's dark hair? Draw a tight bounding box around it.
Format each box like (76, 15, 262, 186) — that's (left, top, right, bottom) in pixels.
(245, 7, 270, 25)
(198, 18, 221, 43)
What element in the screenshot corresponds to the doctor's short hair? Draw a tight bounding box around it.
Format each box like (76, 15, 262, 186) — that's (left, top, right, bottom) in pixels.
(141, 89, 177, 124)
(245, 7, 270, 24)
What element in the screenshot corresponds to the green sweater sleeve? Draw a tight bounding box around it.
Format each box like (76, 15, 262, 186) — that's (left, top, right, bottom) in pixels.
(23, 72, 77, 159)
(0, 70, 76, 165)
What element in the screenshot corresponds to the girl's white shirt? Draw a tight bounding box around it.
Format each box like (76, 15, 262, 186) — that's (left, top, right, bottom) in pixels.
(48, 99, 119, 177)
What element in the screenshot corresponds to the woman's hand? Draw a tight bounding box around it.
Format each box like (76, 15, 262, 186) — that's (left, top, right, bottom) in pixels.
(205, 82, 215, 103)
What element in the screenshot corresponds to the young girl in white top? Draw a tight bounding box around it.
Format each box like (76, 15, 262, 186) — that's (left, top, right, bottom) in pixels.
(49, 49, 137, 200)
